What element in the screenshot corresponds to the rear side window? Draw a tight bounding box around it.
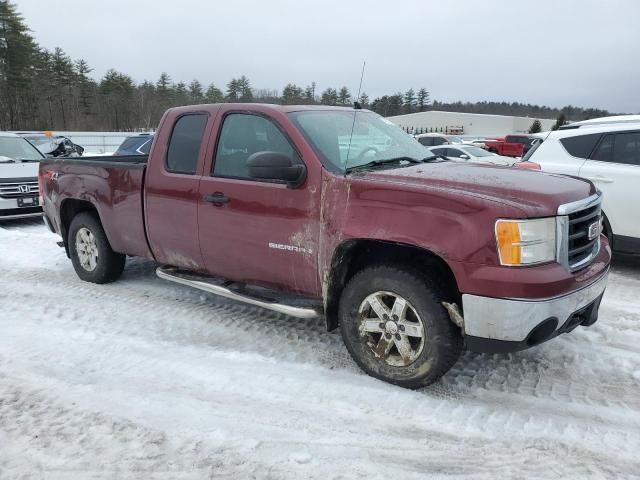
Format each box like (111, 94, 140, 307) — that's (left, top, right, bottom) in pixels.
(432, 137, 447, 146)
(417, 137, 433, 146)
(612, 132, 640, 166)
(166, 114, 208, 174)
(119, 137, 143, 150)
(560, 133, 601, 159)
(445, 148, 465, 158)
(591, 135, 614, 162)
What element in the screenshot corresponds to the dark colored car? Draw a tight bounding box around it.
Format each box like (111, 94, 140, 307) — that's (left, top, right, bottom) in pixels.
(39, 103, 610, 388)
(23, 134, 84, 157)
(113, 134, 153, 156)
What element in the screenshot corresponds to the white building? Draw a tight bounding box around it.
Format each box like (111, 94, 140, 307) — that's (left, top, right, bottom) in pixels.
(387, 110, 556, 137)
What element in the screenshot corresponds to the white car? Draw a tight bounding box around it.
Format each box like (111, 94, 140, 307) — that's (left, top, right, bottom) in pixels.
(414, 133, 466, 147)
(0, 132, 45, 221)
(525, 123, 640, 254)
(426, 144, 531, 168)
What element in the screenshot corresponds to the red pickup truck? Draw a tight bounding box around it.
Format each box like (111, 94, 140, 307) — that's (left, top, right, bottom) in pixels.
(39, 104, 610, 388)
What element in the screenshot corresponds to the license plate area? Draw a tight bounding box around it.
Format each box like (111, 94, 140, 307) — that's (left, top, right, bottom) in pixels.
(18, 196, 39, 207)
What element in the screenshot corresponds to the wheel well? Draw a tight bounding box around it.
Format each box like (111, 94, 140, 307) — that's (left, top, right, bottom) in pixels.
(324, 239, 460, 331)
(59, 199, 99, 254)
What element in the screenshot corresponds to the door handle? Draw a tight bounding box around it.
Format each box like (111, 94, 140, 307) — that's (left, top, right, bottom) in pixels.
(205, 193, 230, 205)
(584, 175, 614, 184)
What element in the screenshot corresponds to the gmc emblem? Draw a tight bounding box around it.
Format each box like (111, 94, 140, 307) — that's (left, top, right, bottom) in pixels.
(588, 221, 600, 240)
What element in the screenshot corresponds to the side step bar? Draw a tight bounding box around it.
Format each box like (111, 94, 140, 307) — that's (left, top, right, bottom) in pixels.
(156, 265, 323, 319)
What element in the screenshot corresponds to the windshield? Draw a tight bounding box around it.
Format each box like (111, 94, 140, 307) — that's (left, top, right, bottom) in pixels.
(461, 146, 494, 157)
(0, 136, 45, 161)
(447, 135, 463, 144)
(288, 110, 429, 173)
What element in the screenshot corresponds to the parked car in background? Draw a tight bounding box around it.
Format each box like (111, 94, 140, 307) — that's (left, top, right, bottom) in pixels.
(560, 115, 640, 130)
(524, 123, 640, 254)
(485, 135, 541, 157)
(426, 145, 541, 170)
(113, 133, 153, 156)
(40, 103, 610, 388)
(20, 134, 84, 157)
(414, 133, 465, 147)
(0, 132, 45, 220)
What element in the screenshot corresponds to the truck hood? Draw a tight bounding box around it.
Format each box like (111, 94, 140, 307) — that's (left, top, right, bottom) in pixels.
(356, 161, 595, 217)
(0, 161, 40, 181)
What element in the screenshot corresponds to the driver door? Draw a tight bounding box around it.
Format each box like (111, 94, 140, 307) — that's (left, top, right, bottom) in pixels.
(197, 110, 321, 296)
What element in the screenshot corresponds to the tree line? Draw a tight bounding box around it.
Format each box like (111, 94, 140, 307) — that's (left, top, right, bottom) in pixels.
(1, 1, 611, 132)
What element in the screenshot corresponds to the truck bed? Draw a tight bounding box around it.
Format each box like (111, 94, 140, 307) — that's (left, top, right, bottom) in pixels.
(40, 155, 153, 259)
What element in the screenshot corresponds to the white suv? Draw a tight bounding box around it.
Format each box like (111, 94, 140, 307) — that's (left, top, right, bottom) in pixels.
(525, 123, 640, 254)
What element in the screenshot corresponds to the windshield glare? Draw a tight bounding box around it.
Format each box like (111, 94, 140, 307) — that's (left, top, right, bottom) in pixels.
(288, 110, 429, 172)
(0, 136, 44, 161)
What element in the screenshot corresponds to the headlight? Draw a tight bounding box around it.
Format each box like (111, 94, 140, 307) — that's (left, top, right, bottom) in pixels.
(495, 218, 556, 266)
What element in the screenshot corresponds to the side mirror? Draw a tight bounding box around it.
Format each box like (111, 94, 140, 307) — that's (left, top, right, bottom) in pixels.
(247, 151, 306, 188)
(459, 154, 470, 160)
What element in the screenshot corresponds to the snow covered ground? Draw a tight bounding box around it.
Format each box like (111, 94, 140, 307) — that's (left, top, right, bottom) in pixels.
(1, 218, 639, 479)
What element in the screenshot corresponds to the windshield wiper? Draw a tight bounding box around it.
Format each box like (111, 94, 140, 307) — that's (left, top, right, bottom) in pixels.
(422, 154, 449, 162)
(346, 156, 422, 173)
(17, 159, 42, 162)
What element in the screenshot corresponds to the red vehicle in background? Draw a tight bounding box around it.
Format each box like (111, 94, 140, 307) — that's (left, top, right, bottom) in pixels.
(39, 103, 609, 388)
(485, 135, 541, 157)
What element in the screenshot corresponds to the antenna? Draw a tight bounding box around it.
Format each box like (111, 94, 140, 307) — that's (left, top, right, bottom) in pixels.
(344, 61, 366, 173)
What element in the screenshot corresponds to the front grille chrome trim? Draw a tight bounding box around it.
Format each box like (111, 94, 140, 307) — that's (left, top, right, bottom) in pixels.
(557, 191, 602, 272)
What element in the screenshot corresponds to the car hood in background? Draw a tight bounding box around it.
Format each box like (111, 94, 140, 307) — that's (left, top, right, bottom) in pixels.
(0, 161, 40, 180)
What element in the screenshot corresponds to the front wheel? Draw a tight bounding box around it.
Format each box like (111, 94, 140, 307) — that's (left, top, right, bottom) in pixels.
(339, 265, 463, 388)
(68, 212, 125, 284)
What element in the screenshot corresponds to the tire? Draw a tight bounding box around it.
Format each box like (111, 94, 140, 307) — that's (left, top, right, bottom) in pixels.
(339, 265, 463, 388)
(68, 212, 126, 284)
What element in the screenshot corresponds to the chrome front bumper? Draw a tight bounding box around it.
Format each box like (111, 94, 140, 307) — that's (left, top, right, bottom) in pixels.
(462, 270, 609, 344)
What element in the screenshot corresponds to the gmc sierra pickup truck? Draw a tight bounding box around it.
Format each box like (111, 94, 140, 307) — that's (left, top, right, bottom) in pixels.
(40, 103, 611, 388)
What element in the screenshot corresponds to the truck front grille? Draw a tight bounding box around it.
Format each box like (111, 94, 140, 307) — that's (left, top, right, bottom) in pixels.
(0, 181, 39, 199)
(567, 203, 601, 270)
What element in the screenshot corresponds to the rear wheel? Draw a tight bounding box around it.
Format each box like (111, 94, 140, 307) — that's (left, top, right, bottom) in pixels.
(339, 265, 463, 388)
(68, 212, 125, 283)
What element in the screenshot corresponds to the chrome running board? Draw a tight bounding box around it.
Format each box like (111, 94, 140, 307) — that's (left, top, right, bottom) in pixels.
(156, 265, 323, 319)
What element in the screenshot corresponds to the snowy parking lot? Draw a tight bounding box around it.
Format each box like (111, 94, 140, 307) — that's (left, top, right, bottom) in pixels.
(1, 218, 639, 479)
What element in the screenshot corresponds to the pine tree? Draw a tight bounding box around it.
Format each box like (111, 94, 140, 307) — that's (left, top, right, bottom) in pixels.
(226, 78, 240, 101)
(551, 113, 566, 130)
(337, 86, 351, 105)
(417, 88, 430, 112)
(74, 59, 94, 117)
(304, 82, 316, 104)
(404, 88, 417, 113)
(282, 83, 303, 104)
(528, 119, 542, 133)
(237, 75, 253, 102)
(188, 79, 204, 104)
(320, 88, 338, 105)
(0, 0, 37, 129)
(359, 92, 369, 107)
(206, 83, 224, 103)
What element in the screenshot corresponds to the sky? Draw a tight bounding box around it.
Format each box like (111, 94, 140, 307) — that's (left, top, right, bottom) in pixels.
(13, 0, 640, 113)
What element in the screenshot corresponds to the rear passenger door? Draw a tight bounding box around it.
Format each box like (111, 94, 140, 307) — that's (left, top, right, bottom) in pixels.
(579, 131, 640, 241)
(197, 111, 320, 296)
(144, 112, 212, 270)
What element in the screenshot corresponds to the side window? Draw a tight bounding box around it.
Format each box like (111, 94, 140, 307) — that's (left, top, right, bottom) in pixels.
(166, 114, 208, 174)
(612, 132, 640, 166)
(417, 137, 432, 146)
(213, 114, 298, 179)
(560, 133, 601, 158)
(433, 137, 446, 146)
(139, 138, 152, 154)
(431, 147, 448, 156)
(446, 148, 464, 158)
(591, 135, 614, 163)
